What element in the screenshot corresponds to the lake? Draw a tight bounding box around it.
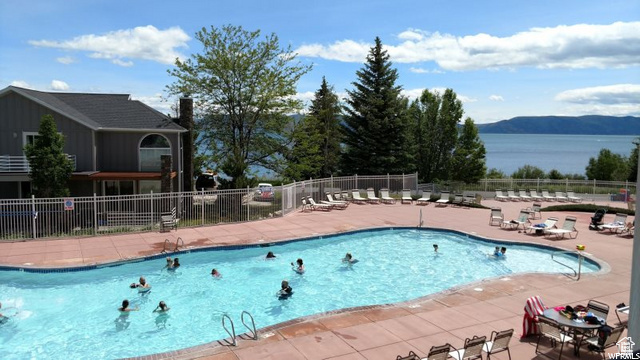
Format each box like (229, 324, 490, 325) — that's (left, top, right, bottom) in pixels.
(480, 134, 638, 176)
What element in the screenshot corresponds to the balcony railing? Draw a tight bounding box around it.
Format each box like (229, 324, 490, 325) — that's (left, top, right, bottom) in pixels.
(0, 155, 77, 172)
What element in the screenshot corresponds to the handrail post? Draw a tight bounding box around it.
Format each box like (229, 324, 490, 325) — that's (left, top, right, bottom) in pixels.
(93, 193, 98, 236)
(222, 314, 237, 346)
(201, 188, 205, 226)
(241, 310, 258, 340)
(31, 194, 36, 239)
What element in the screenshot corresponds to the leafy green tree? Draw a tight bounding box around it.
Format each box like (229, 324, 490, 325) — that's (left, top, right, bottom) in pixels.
(409, 88, 463, 182)
(307, 77, 342, 178)
(486, 168, 506, 179)
(450, 118, 486, 183)
(341, 37, 411, 175)
(585, 149, 628, 181)
(167, 25, 312, 188)
(511, 165, 546, 179)
(628, 139, 639, 182)
(547, 169, 564, 180)
(23, 114, 73, 197)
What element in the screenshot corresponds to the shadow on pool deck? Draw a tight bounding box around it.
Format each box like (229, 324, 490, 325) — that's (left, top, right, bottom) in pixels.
(0, 198, 633, 360)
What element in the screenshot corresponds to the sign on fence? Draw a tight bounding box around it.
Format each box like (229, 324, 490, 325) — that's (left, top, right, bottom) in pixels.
(63, 198, 74, 211)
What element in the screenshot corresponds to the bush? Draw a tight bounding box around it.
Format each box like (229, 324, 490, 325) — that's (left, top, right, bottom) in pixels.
(542, 203, 635, 216)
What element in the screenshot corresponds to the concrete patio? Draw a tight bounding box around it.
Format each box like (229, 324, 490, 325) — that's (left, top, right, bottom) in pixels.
(0, 198, 633, 360)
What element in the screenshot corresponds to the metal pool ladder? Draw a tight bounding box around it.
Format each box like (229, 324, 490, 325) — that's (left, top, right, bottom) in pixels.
(221, 311, 258, 346)
(551, 250, 584, 281)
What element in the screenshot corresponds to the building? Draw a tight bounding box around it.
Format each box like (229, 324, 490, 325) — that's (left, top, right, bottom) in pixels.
(0, 86, 189, 199)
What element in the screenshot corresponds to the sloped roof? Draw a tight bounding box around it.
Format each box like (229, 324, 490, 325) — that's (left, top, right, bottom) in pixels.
(1, 86, 185, 132)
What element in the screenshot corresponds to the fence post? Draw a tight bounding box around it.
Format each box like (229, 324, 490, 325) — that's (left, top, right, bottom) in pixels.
(355, 174, 358, 189)
(402, 173, 405, 190)
(484, 178, 487, 192)
(246, 186, 250, 221)
(31, 195, 36, 239)
(281, 184, 284, 217)
(537, 178, 540, 191)
(293, 180, 297, 211)
(201, 188, 205, 226)
(93, 193, 97, 236)
(593, 179, 596, 197)
(566, 178, 569, 192)
(415, 172, 418, 191)
(331, 175, 334, 192)
(150, 191, 154, 230)
(387, 173, 390, 190)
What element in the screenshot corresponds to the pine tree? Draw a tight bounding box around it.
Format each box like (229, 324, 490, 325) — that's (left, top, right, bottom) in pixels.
(23, 114, 73, 197)
(282, 116, 323, 181)
(308, 77, 342, 178)
(341, 37, 411, 175)
(450, 118, 487, 183)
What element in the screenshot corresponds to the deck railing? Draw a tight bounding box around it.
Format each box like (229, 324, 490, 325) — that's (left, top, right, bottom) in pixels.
(0, 155, 77, 172)
(0, 173, 417, 240)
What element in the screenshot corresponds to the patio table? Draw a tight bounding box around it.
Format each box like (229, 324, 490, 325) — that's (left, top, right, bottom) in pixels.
(542, 308, 602, 356)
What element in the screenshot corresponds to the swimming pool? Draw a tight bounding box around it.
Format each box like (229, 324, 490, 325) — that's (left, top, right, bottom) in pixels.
(0, 228, 600, 359)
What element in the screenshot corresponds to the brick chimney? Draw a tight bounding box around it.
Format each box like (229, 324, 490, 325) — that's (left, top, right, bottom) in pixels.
(160, 155, 173, 193)
(179, 97, 194, 191)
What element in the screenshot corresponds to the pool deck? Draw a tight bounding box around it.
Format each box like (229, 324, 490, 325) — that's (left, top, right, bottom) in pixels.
(0, 199, 634, 360)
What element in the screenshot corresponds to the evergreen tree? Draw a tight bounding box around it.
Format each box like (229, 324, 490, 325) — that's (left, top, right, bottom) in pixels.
(409, 88, 463, 182)
(281, 116, 323, 181)
(308, 77, 342, 177)
(450, 118, 486, 183)
(341, 37, 411, 175)
(23, 114, 73, 197)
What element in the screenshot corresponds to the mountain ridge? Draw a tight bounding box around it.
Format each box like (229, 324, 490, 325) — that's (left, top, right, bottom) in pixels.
(476, 115, 640, 135)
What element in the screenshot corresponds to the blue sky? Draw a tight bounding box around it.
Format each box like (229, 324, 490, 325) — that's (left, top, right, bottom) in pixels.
(1, 0, 638, 123)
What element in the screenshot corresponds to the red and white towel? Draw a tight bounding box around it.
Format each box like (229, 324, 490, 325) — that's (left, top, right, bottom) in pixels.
(522, 295, 547, 338)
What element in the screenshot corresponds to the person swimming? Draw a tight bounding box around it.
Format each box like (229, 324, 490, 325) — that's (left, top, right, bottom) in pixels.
(211, 268, 222, 278)
(291, 258, 305, 274)
(266, 251, 276, 259)
(277, 280, 293, 299)
(433, 244, 439, 253)
(118, 299, 139, 313)
(500, 247, 507, 256)
(153, 301, 170, 313)
(493, 246, 501, 256)
(342, 252, 358, 264)
(130, 276, 151, 292)
(164, 256, 174, 269)
(168, 258, 180, 271)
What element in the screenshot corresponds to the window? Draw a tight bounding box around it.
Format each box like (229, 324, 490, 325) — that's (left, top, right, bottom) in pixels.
(139, 180, 161, 194)
(139, 134, 171, 172)
(23, 132, 39, 148)
(104, 180, 135, 196)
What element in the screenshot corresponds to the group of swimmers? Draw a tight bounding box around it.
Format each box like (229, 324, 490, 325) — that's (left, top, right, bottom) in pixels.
(119, 257, 181, 315)
(432, 243, 507, 258)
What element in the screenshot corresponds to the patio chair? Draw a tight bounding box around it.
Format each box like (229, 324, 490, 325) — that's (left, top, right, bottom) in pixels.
(615, 304, 629, 325)
(506, 189, 521, 201)
(578, 324, 626, 359)
(525, 202, 542, 219)
(463, 193, 477, 206)
(529, 189, 543, 201)
(544, 216, 578, 239)
(566, 190, 582, 203)
(526, 217, 558, 235)
(306, 196, 332, 211)
(555, 191, 568, 202)
(489, 207, 504, 226)
(535, 317, 576, 360)
(351, 189, 367, 204)
(322, 193, 348, 209)
(449, 335, 486, 360)
(483, 328, 514, 360)
(522, 295, 547, 338)
(587, 299, 610, 322)
(416, 191, 431, 205)
(617, 222, 634, 237)
(495, 189, 509, 201)
(301, 197, 310, 212)
(519, 189, 532, 201)
(379, 188, 396, 204)
(395, 350, 420, 360)
(451, 193, 465, 207)
(599, 213, 628, 233)
(401, 189, 413, 204)
(435, 191, 450, 207)
(366, 187, 380, 204)
(424, 343, 453, 360)
(501, 210, 531, 230)
(541, 189, 556, 201)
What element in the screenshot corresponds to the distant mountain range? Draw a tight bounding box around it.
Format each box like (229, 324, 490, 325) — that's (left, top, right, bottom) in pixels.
(476, 115, 640, 135)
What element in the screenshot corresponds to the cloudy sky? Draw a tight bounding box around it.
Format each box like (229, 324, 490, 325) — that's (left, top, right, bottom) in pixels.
(1, 0, 638, 123)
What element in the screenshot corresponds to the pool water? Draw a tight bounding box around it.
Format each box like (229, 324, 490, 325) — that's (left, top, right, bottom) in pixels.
(0, 228, 599, 359)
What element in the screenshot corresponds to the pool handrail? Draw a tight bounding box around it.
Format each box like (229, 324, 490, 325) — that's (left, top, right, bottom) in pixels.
(221, 314, 237, 346)
(174, 237, 184, 251)
(241, 310, 258, 340)
(161, 239, 171, 253)
(551, 250, 583, 281)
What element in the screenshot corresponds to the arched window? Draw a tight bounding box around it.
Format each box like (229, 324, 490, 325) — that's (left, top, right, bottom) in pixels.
(139, 134, 171, 171)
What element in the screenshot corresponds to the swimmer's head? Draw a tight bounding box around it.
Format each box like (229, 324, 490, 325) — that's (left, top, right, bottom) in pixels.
(166, 257, 172, 263)
(281, 280, 289, 289)
(122, 299, 129, 308)
(174, 258, 180, 265)
(158, 301, 167, 310)
(345, 253, 352, 259)
(211, 268, 218, 275)
(296, 258, 303, 265)
(139, 277, 146, 285)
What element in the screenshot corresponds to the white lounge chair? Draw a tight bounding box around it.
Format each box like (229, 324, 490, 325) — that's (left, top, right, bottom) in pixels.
(351, 189, 367, 204)
(451, 193, 465, 207)
(489, 208, 504, 226)
(555, 191, 568, 202)
(463, 193, 477, 206)
(401, 189, 413, 204)
(416, 191, 431, 205)
(449, 335, 486, 360)
(541, 190, 556, 201)
(544, 216, 578, 239)
(323, 193, 348, 209)
(566, 191, 582, 203)
(495, 189, 509, 202)
(528, 189, 543, 202)
(518, 190, 532, 201)
(379, 188, 396, 204)
(600, 213, 628, 232)
(366, 188, 380, 204)
(506, 189, 521, 201)
(482, 329, 514, 360)
(525, 203, 542, 219)
(436, 191, 450, 206)
(526, 216, 558, 234)
(306, 196, 332, 211)
(502, 210, 531, 230)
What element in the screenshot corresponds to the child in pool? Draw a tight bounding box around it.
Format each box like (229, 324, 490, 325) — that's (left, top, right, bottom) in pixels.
(278, 280, 293, 299)
(291, 258, 305, 273)
(211, 268, 222, 278)
(118, 299, 139, 313)
(153, 301, 170, 313)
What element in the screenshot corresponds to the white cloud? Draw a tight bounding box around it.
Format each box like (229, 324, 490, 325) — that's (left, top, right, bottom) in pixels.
(409, 67, 444, 74)
(50, 80, 69, 91)
(489, 95, 504, 101)
(295, 21, 640, 71)
(130, 93, 174, 115)
(10, 80, 31, 88)
(29, 25, 190, 66)
(554, 84, 640, 116)
(401, 88, 476, 103)
(56, 56, 76, 65)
